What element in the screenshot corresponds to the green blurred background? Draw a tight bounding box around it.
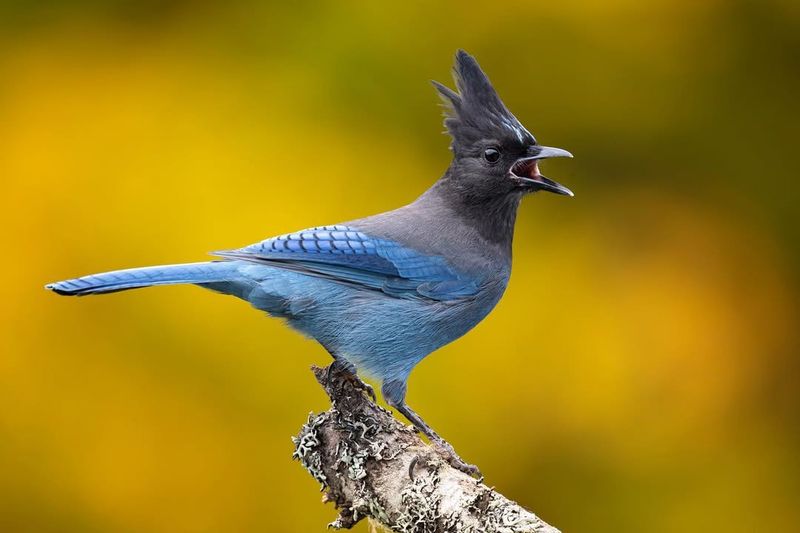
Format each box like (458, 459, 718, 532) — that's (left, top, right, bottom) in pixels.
(1, 1, 798, 531)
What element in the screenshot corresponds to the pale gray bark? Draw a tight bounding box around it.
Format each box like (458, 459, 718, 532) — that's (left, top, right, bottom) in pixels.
(292, 366, 560, 533)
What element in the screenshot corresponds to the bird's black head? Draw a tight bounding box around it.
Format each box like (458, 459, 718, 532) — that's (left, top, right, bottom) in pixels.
(433, 50, 573, 200)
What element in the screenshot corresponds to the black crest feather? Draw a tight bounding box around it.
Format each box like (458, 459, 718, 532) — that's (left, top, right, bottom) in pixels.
(433, 50, 535, 150)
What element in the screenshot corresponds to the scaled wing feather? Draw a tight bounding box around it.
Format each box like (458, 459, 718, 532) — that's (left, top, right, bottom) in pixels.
(214, 225, 477, 301)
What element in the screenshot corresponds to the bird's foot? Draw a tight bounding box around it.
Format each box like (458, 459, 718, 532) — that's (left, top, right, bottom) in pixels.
(391, 398, 483, 479)
(325, 361, 376, 402)
(430, 438, 482, 479)
(358, 380, 377, 402)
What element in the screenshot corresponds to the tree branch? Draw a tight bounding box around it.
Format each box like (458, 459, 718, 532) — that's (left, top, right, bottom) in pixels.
(292, 365, 560, 533)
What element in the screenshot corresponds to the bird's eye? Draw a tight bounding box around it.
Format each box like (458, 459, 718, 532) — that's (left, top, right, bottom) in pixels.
(483, 147, 501, 163)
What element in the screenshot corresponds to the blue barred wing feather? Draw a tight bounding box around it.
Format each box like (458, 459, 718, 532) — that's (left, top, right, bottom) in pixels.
(214, 225, 478, 301)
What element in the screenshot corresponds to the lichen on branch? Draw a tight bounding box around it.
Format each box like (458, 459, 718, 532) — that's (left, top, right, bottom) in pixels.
(292, 365, 560, 533)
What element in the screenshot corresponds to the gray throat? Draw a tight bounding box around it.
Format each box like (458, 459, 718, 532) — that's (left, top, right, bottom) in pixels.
(417, 171, 521, 255)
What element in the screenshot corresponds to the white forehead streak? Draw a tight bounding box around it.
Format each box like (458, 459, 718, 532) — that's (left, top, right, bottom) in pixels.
(499, 114, 532, 143)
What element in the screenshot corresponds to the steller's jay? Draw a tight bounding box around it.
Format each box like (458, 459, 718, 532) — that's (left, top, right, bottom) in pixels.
(47, 50, 573, 476)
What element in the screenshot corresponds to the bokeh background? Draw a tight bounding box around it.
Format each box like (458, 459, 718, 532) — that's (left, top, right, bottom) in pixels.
(1, 1, 798, 531)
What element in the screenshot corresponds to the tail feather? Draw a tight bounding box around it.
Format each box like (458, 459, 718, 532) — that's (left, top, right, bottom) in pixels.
(46, 261, 238, 296)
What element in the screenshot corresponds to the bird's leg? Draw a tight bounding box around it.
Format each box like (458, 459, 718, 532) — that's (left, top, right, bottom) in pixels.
(325, 358, 376, 402)
(382, 380, 481, 478)
(396, 402, 481, 478)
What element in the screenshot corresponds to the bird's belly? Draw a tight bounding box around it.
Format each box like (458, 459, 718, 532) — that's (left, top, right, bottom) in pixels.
(235, 264, 507, 383)
(292, 281, 506, 383)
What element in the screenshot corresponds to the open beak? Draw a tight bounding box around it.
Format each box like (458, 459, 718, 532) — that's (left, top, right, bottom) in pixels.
(510, 146, 574, 196)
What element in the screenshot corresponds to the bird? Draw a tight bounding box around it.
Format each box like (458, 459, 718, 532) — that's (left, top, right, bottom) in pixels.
(46, 50, 573, 476)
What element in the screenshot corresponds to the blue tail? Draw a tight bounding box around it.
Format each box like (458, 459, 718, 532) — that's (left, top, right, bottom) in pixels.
(46, 261, 238, 296)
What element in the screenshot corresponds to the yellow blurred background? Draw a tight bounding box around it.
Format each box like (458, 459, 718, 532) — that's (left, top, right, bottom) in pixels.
(1, 1, 798, 531)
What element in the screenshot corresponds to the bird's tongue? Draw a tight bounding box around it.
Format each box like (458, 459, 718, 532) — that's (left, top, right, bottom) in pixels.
(514, 159, 541, 179)
(511, 157, 574, 196)
(528, 160, 541, 178)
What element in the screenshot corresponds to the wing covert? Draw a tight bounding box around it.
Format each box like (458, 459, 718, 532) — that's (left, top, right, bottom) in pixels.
(214, 225, 478, 301)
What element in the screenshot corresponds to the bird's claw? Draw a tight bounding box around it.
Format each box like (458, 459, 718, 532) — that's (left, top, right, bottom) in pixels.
(362, 382, 377, 402)
(431, 439, 482, 479)
(344, 372, 376, 402)
(447, 455, 482, 479)
(326, 362, 376, 402)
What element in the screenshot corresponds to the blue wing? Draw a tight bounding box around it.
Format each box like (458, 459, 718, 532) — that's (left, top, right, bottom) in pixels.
(214, 225, 478, 301)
